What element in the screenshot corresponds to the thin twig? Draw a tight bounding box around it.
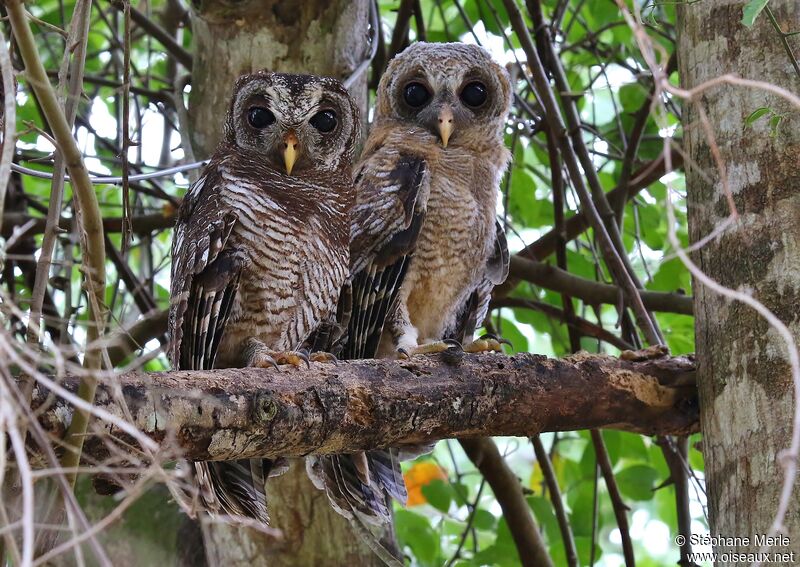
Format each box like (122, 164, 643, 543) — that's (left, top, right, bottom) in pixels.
(7, 0, 109, 487)
(0, 26, 17, 237)
(591, 430, 635, 566)
(532, 436, 578, 567)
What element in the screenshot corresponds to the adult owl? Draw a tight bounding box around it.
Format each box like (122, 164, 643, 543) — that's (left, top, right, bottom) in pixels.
(168, 71, 359, 524)
(307, 42, 512, 532)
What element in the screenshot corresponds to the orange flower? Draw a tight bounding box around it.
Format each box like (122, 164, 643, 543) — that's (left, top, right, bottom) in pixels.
(403, 462, 448, 506)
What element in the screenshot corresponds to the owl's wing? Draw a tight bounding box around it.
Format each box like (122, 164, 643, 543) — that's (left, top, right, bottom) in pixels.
(169, 168, 242, 370)
(445, 219, 509, 343)
(306, 151, 428, 528)
(168, 167, 271, 526)
(341, 153, 429, 359)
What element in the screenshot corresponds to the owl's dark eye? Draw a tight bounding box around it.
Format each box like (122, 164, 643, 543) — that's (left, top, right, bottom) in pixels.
(310, 110, 338, 133)
(403, 82, 431, 108)
(460, 82, 488, 108)
(247, 106, 275, 129)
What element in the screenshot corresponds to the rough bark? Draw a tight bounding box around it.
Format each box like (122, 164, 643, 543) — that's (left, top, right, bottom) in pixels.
(679, 0, 800, 562)
(185, 2, 374, 564)
(31, 352, 698, 463)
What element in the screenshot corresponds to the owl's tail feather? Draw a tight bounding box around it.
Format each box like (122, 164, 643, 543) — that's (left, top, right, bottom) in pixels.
(306, 450, 407, 525)
(193, 458, 283, 525)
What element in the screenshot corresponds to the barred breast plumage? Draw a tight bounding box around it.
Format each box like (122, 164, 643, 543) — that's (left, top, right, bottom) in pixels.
(168, 71, 359, 526)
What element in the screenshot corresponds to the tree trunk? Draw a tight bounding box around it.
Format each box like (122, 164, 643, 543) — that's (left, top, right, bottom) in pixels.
(186, 1, 377, 565)
(679, 0, 800, 562)
(188, 0, 369, 157)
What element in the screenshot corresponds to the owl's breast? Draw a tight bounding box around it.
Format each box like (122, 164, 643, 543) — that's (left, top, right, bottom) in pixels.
(216, 189, 348, 361)
(403, 152, 499, 340)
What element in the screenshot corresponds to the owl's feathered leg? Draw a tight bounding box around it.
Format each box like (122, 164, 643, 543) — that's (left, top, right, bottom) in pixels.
(462, 333, 512, 354)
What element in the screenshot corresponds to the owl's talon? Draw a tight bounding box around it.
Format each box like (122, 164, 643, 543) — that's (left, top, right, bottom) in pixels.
(310, 351, 338, 365)
(265, 350, 311, 368)
(252, 353, 280, 370)
(398, 339, 463, 357)
(464, 334, 511, 354)
(397, 347, 411, 360)
(479, 333, 513, 348)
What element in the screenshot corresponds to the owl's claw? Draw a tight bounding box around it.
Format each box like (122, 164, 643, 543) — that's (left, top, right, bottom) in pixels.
(310, 351, 338, 365)
(273, 349, 311, 369)
(252, 352, 280, 370)
(397, 338, 463, 358)
(249, 344, 311, 369)
(463, 333, 512, 354)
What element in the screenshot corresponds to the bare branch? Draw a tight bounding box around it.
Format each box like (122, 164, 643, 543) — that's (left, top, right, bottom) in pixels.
(28, 352, 698, 464)
(508, 256, 693, 315)
(461, 437, 554, 567)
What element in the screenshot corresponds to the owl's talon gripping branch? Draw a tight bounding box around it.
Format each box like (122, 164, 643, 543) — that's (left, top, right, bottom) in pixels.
(245, 339, 311, 369)
(274, 349, 311, 369)
(397, 338, 463, 359)
(463, 333, 512, 354)
(309, 351, 338, 365)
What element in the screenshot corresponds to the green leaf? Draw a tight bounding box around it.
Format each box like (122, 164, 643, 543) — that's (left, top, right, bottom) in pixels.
(769, 113, 783, 137)
(745, 106, 771, 126)
(421, 479, 453, 513)
(452, 481, 469, 507)
(395, 509, 440, 565)
(619, 83, 648, 112)
(742, 0, 770, 27)
(472, 509, 497, 531)
(616, 464, 661, 501)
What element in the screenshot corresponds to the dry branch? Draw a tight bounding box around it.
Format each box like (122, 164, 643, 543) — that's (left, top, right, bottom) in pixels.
(30, 352, 698, 464)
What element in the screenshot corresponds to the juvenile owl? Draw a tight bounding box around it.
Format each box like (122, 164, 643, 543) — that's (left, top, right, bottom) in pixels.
(169, 71, 359, 523)
(348, 41, 512, 360)
(308, 42, 512, 532)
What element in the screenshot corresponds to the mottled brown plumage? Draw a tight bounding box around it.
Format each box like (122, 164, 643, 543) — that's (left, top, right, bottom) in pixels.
(351, 41, 512, 358)
(168, 71, 359, 524)
(308, 42, 513, 535)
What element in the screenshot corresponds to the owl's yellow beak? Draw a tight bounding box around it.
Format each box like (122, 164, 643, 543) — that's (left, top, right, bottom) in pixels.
(283, 130, 299, 175)
(437, 106, 454, 148)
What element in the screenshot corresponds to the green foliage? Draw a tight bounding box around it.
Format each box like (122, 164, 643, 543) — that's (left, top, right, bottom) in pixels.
(742, 0, 770, 27)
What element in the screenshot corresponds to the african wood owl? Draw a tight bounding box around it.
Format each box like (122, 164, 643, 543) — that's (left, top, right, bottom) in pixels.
(306, 42, 513, 537)
(347, 41, 512, 359)
(168, 71, 360, 524)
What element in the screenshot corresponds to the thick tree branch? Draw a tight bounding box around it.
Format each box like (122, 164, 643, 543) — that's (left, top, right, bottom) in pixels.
(31, 352, 698, 463)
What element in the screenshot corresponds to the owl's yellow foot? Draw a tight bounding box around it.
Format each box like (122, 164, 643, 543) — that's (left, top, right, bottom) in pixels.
(247, 339, 311, 369)
(463, 333, 512, 354)
(397, 338, 462, 359)
(620, 344, 669, 361)
(309, 351, 338, 365)
(271, 350, 311, 368)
